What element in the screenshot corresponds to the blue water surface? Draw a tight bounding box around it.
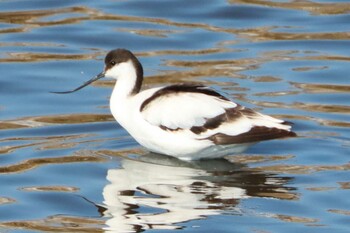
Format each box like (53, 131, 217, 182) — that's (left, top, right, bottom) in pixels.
(0, 0, 349, 232)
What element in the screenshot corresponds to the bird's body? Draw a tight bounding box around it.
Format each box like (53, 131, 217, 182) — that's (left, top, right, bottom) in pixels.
(54, 49, 296, 160)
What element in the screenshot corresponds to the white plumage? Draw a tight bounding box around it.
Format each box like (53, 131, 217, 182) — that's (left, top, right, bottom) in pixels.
(54, 49, 296, 160)
(141, 90, 236, 130)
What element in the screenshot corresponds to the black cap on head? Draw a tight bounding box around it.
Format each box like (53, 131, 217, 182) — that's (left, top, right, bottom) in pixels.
(104, 49, 138, 71)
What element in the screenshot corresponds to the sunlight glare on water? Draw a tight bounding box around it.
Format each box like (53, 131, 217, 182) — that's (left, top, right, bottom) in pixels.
(0, 0, 349, 232)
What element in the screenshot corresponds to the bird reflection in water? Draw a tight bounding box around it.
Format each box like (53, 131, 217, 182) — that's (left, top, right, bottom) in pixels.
(97, 153, 297, 232)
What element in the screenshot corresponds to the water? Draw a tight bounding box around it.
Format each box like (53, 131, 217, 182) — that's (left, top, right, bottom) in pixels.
(0, 0, 349, 232)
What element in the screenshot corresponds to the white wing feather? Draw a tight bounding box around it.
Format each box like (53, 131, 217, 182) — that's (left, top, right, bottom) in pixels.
(141, 92, 236, 130)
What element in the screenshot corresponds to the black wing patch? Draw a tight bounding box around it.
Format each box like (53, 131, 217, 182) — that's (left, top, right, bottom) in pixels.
(190, 107, 242, 134)
(140, 84, 229, 112)
(190, 106, 267, 134)
(206, 126, 297, 145)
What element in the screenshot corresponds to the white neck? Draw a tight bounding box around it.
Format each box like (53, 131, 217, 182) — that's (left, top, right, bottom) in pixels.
(110, 61, 141, 127)
(107, 60, 140, 100)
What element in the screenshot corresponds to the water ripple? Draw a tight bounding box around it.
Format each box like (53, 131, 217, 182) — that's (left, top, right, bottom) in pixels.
(0, 0, 349, 232)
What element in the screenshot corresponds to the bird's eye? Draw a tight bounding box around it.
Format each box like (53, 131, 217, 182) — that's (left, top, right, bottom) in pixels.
(110, 61, 116, 66)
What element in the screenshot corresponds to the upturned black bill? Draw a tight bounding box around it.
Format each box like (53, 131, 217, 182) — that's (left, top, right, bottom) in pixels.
(51, 72, 105, 94)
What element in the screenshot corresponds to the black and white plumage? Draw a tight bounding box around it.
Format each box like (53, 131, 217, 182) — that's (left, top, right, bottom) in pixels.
(53, 48, 296, 160)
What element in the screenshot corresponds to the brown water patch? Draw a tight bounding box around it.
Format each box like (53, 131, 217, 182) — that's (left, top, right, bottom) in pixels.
(20, 186, 79, 192)
(0, 215, 104, 233)
(251, 229, 272, 233)
(302, 55, 350, 62)
(236, 28, 350, 42)
(318, 120, 350, 128)
(225, 154, 294, 164)
(253, 76, 282, 83)
(1, 51, 102, 63)
(273, 214, 318, 224)
(0, 142, 43, 154)
(33, 114, 113, 124)
(38, 142, 81, 150)
(1, 134, 91, 143)
(328, 209, 350, 216)
(0, 114, 114, 131)
(0, 6, 94, 34)
(34, 135, 115, 151)
(0, 154, 105, 174)
(117, 28, 185, 38)
(0, 197, 16, 205)
(229, 0, 350, 15)
(0, 134, 100, 156)
(0, 122, 28, 130)
(139, 47, 235, 57)
(306, 187, 336, 192)
(276, 114, 350, 129)
(254, 91, 300, 97)
(259, 51, 350, 63)
(255, 192, 298, 200)
(149, 68, 239, 84)
(338, 182, 350, 189)
(254, 163, 350, 174)
(291, 102, 350, 114)
(291, 82, 350, 94)
(0, 6, 91, 24)
(0, 42, 64, 48)
(248, 99, 350, 115)
(165, 58, 255, 68)
(98, 148, 145, 158)
(292, 66, 328, 72)
(0, 118, 51, 129)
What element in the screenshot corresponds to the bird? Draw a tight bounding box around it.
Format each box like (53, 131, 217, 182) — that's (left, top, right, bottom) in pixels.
(53, 48, 296, 160)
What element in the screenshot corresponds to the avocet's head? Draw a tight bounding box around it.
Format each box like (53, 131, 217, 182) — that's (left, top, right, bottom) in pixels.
(104, 49, 142, 80)
(52, 48, 143, 94)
